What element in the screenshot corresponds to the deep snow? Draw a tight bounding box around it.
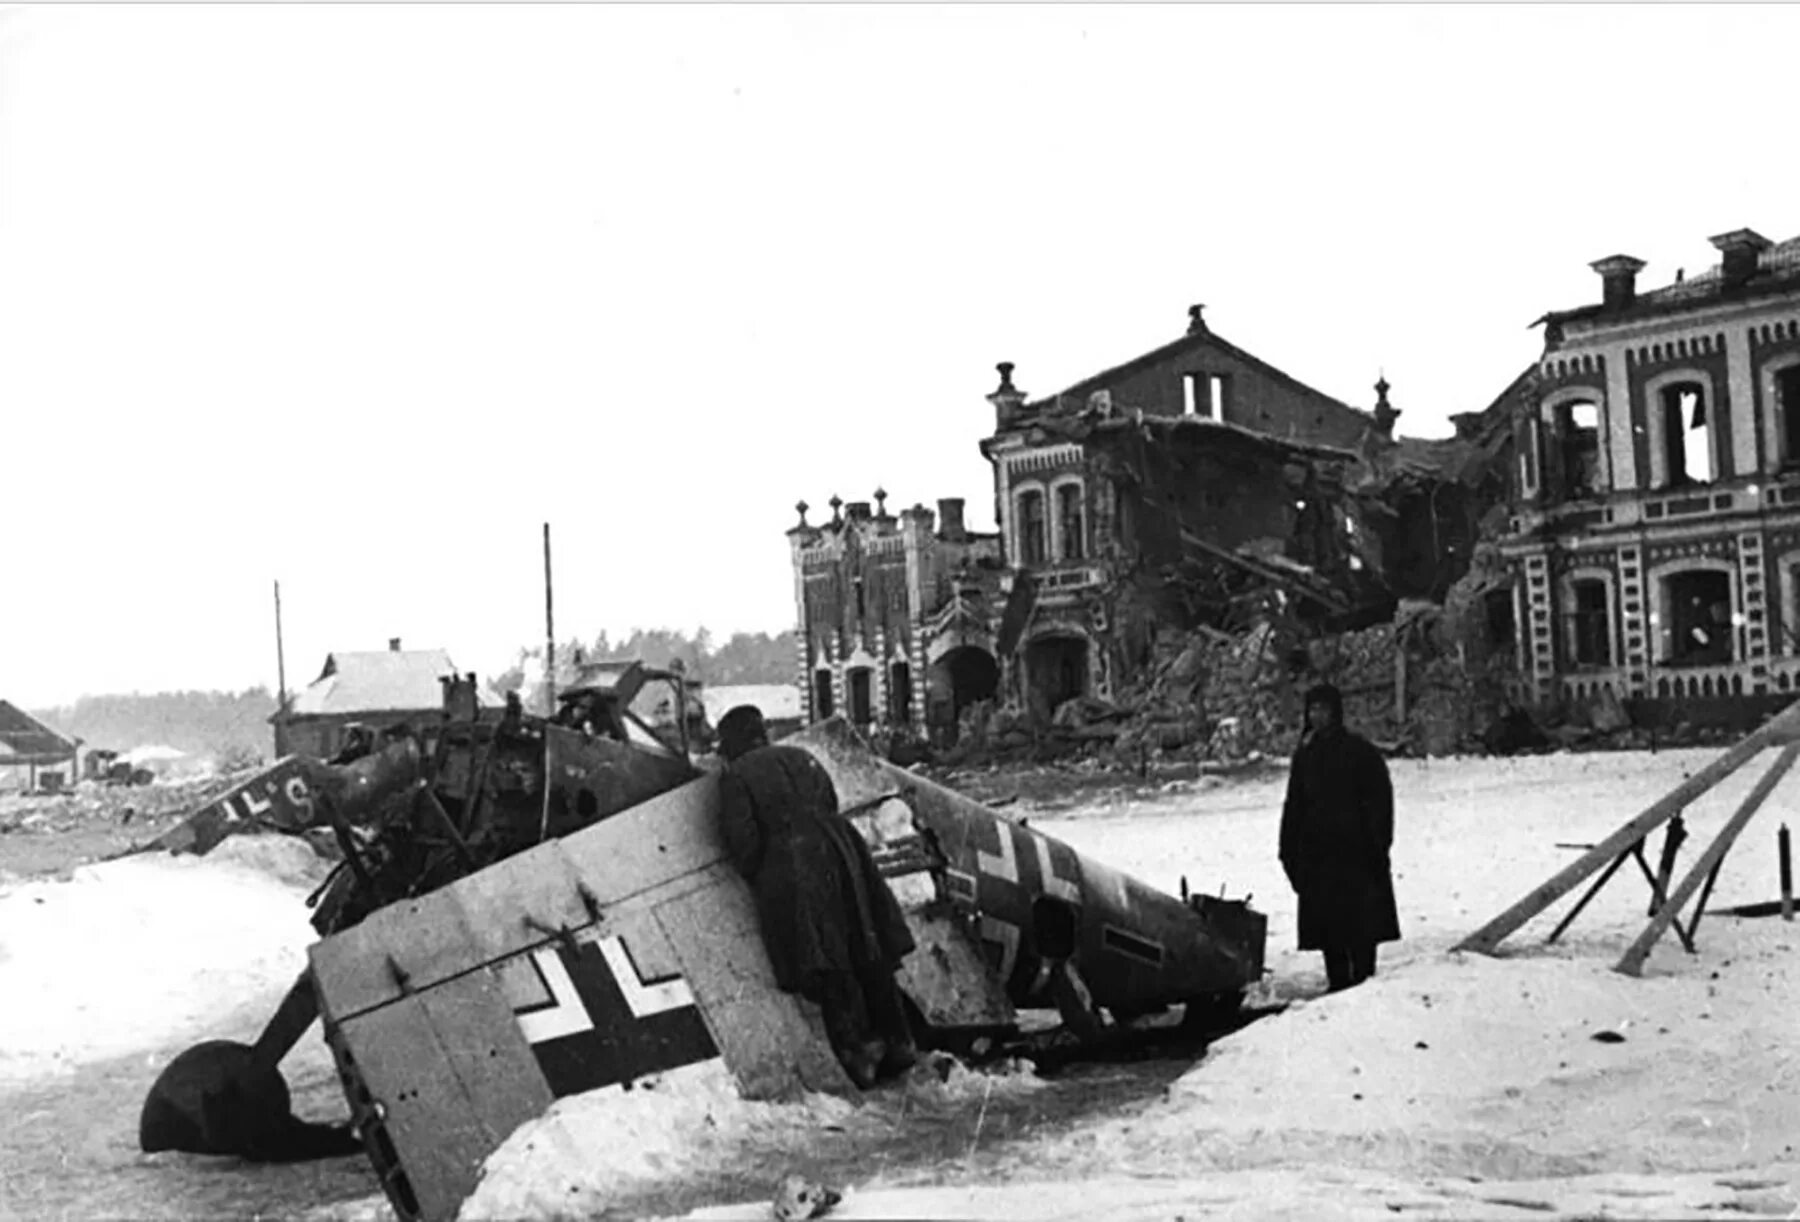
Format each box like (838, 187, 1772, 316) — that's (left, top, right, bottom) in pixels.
(4, 744, 1797, 1220)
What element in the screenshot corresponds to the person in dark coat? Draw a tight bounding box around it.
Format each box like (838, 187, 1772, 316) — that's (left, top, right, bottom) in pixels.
(1279, 683, 1400, 991)
(715, 705, 918, 1087)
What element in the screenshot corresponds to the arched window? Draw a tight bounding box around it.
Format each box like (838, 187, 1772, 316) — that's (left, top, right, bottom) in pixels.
(1769, 357, 1800, 470)
(1555, 399, 1603, 499)
(1653, 378, 1714, 487)
(847, 667, 874, 725)
(1564, 577, 1612, 666)
(889, 661, 913, 722)
(1017, 488, 1047, 565)
(1656, 567, 1733, 665)
(1055, 482, 1085, 561)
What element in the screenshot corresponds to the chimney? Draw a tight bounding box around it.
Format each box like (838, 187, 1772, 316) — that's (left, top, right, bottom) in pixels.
(1709, 228, 1772, 291)
(1187, 303, 1208, 334)
(389, 637, 402, 652)
(1590, 255, 1648, 311)
(937, 497, 967, 541)
(846, 500, 872, 524)
(903, 502, 937, 535)
(987, 362, 1026, 430)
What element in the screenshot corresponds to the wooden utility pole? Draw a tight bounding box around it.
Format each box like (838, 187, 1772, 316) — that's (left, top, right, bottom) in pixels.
(274, 579, 288, 707)
(273, 579, 289, 755)
(543, 523, 556, 713)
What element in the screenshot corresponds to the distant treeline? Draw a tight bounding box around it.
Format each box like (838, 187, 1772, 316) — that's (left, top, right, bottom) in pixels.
(30, 629, 798, 759)
(492, 628, 799, 693)
(33, 688, 279, 760)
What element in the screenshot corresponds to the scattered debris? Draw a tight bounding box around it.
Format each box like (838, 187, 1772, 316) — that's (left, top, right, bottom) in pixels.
(772, 1174, 842, 1221)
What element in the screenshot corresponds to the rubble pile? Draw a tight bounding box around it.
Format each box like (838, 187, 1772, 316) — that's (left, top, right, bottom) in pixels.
(928, 555, 1529, 772)
(0, 771, 256, 837)
(1097, 604, 1512, 766)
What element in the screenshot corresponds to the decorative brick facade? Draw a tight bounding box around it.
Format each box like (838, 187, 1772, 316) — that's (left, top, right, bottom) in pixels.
(1497, 227, 1800, 718)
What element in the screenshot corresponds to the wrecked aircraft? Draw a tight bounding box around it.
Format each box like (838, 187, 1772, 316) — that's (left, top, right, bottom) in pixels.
(135, 673, 1266, 1222)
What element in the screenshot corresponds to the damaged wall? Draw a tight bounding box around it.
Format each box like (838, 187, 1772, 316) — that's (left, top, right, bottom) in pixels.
(1019, 308, 1379, 453)
(1079, 416, 1390, 632)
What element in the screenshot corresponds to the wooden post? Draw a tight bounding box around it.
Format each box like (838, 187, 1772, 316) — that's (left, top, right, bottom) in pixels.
(1615, 741, 1800, 976)
(1545, 846, 1634, 944)
(1650, 815, 1686, 917)
(1780, 823, 1794, 922)
(1455, 699, 1800, 956)
(1682, 859, 1727, 944)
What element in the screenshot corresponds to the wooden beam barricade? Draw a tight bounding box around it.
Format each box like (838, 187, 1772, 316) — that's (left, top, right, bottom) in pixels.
(1545, 835, 1695, 953)
(1614, 741, 1800, 977)
(1454, 699, 1800, 957)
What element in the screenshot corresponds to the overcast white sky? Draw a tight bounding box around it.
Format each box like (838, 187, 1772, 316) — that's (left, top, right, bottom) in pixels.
(4, 4, 1798, 708)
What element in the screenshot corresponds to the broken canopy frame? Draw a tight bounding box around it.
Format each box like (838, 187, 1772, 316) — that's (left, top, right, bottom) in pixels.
(1454, 699, 1800, 976)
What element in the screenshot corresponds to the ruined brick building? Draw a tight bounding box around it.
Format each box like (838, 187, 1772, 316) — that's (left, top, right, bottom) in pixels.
(790, 306, 1426, 739)
(787, 489, 1006, 738)
(1500, 226, 1800, 721)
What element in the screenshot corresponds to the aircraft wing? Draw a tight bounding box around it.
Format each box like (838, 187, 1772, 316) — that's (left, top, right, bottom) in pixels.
(308, 770, 854, 1222)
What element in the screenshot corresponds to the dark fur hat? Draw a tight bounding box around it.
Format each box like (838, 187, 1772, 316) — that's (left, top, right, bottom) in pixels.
(1303, 682, 1344, 712)
(1303, 683, 1344, 726)
(715, 705, 768, 761)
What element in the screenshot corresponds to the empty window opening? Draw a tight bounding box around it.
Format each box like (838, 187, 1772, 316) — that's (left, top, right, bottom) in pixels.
(1567, 578, 1611, 667)
(1660, 382, 1713, 486)
(1780, 367, 1800, 467)
(1018, 489, 1048, 565)
(925, 646, 999, 747)
(1663, 569, 1732, 666)
(854, 576, 867, 621)
(1023, 635, 1088, 718)
(889, 662, 913, 723)
(1483, 587, 1517, 648)
(1056, 484, 1085, 561)
(812, 669, 835, 720)
(1557, 401, 1602, 499)
(1183, 373, 1217, 420)
(1789, 565, 1800, 654)
(847, 667, 874, 726)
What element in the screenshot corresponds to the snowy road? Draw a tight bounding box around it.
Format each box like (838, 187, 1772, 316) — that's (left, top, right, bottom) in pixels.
(4, 745, 1799, 1220)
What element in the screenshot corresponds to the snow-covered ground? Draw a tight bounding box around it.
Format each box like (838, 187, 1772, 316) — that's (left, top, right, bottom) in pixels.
(3, 745, 1797, 1220)
(0, 833, 328, 1086)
